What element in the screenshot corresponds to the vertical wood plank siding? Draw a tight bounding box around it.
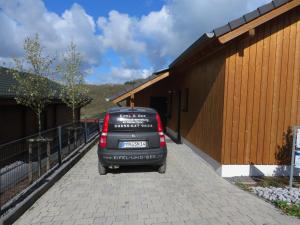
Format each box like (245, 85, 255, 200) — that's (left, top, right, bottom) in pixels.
(130, 7, 300, 165)
(169, 52, 226, 163)
(222, 8, 300, 164)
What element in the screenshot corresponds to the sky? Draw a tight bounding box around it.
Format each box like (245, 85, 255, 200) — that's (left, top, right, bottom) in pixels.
(0, 0, 270, 84)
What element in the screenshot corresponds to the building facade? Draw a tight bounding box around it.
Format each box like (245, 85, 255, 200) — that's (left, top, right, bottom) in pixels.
(0, 67, 86, 145)
(110, 0, 300, 176)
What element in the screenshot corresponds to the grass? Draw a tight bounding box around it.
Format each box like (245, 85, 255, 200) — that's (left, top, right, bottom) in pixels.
(255, 176, 286, 188)
(235, 181, 252, 192)
(273, 200, 300, 218)
(81, 112, 105, 119)
(231, 176, 300, 190)
(81, 83, 126, 117)
(255, 176, 300, 188)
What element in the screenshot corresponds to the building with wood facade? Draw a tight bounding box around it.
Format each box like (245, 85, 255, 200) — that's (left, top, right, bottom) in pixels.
(109, 0, 300, 176)
(0, 67, 91, 145)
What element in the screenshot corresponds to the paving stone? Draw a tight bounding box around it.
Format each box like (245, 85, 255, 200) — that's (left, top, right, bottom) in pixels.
(61, 221, 75, 225)
(14, 140, 299, 225)
(52, 222, 63, 225)
(151, 223, 172, 225)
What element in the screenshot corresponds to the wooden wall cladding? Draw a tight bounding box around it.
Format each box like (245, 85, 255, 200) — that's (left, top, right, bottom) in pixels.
(222, 7, 300, 164)
(169, 51, 226, 163)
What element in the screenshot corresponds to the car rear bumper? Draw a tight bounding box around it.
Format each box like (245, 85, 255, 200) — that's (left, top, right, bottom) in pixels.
(98, 147, 167, 166)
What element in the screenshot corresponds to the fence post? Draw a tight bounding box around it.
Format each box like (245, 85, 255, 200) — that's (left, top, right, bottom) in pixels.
(37, 142, 41, 177)
(98, 120, 102, 133)
(84, 121, 88, 143)
(67, 129, 70, 154)
(73, 127, 77, 149)
(0, 162, 1, 215)
(58, 126, 62, 166)
(28, 142, 33, 183)
(289, 127, 297, 188)
(46, 140, 51, 171)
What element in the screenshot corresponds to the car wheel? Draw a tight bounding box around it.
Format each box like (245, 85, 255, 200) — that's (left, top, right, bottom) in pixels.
(98, 161, 106, 175)
(158, 161, 166, 174)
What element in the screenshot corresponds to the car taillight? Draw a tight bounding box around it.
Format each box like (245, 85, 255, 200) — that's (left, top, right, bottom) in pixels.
(99, 134, 107, 148)
(156, 113, 166, 148)
(99, 113, 110, 148)
(159, 134, 166, 148)
(102, 113, 110, 133)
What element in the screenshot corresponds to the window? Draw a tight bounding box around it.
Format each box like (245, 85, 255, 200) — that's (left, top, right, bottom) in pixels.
(182, 88, 189, 112)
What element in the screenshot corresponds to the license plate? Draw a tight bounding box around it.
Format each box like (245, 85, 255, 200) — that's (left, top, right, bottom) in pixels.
(119, 141, 147, 149)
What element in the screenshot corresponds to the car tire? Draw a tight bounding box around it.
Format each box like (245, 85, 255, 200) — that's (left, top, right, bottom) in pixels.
(98, 161, 106, 175)
(158, 161, 166, 174)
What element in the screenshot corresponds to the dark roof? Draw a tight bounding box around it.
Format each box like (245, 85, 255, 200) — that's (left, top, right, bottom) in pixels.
(0, 66, 91, 107)
(107, 107, 156, 114)
(170, 0, 293, 67)
(107, 68, 169, 102)
(0, 67, 62, 98)
(213, 0, 291, 37)
(0, 67, 16, 98)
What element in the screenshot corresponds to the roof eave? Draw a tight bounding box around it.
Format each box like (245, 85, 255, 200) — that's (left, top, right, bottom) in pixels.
(217, 0, 299, 44)
(109, 69, 170, 103)
(169, 32, 216, 68)
(169, 0, 299, 68)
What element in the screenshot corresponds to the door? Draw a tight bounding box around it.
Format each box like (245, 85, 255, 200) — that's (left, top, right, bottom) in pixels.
(150, 97, 168, 129)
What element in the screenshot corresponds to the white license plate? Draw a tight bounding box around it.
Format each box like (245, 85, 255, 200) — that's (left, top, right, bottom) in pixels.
(119, 141, 147, 149)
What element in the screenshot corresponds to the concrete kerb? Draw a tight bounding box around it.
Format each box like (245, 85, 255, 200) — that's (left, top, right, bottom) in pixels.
(0, 135, 99, 225)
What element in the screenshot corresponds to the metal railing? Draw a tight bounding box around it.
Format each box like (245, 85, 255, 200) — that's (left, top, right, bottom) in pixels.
(0, 120, 100, 215)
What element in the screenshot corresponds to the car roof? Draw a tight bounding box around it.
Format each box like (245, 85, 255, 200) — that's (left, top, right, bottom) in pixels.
(107, 107, 157, 114)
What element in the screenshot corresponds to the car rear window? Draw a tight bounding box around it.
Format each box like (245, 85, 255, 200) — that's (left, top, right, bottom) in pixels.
(108, 112, 157, 132)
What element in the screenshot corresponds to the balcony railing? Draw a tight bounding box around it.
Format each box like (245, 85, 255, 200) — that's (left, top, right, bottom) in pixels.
(0, 120, 101, 215)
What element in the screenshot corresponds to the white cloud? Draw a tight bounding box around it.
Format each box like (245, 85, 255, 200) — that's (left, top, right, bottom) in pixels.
(138, 6, 177, 66)
(93, 67, 153, 84)
(95, 0, 270, 69)
(111, 67, 151, 79)
(137, 0, 270, 65)
(0, 0, 104, 67)
(0, 0, 271, 83)
(97, 11, 145, 55)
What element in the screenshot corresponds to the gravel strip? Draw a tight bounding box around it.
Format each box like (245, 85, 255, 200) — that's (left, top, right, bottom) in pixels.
(252, 186, 300, 203)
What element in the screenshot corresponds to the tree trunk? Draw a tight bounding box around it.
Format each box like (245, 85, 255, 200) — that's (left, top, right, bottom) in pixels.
(72, 105, 76, 147)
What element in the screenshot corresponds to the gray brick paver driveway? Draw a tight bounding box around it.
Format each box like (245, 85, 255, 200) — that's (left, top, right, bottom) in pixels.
(14, 138, 299, 225)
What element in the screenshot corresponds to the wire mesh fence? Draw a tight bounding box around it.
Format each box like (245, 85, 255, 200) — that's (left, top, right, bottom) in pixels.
(0, 120, 100, 215)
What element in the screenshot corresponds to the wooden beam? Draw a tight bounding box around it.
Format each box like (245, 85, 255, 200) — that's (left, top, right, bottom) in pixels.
(218, 0, 300, 44)
(112, 71, 170, 104)
(249, 28, 256, 36)
(130, 94, 134, 108)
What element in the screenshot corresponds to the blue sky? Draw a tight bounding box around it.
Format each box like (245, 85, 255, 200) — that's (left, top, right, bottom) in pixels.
(0, 0, 269, 84)
(44, 0, 165, 19)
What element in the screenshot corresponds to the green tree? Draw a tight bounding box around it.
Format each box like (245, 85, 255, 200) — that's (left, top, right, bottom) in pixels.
(57, 41, 88, 125)
(10, 34, 56, 137)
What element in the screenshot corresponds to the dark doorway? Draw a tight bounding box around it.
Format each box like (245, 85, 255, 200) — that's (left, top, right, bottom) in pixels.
(150, 97, 168, 129)
(176, 90, 182, 144)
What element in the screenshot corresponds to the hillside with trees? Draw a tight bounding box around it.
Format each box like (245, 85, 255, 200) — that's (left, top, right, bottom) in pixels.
(81, 79, 144, 118)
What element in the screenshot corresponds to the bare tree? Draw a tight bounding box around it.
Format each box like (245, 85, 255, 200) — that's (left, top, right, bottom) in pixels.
(57, 41, 88, 125)
(10, 34, 56, 137)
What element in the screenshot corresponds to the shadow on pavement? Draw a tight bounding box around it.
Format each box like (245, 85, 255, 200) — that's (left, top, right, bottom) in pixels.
(107, 165, 158, 174)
